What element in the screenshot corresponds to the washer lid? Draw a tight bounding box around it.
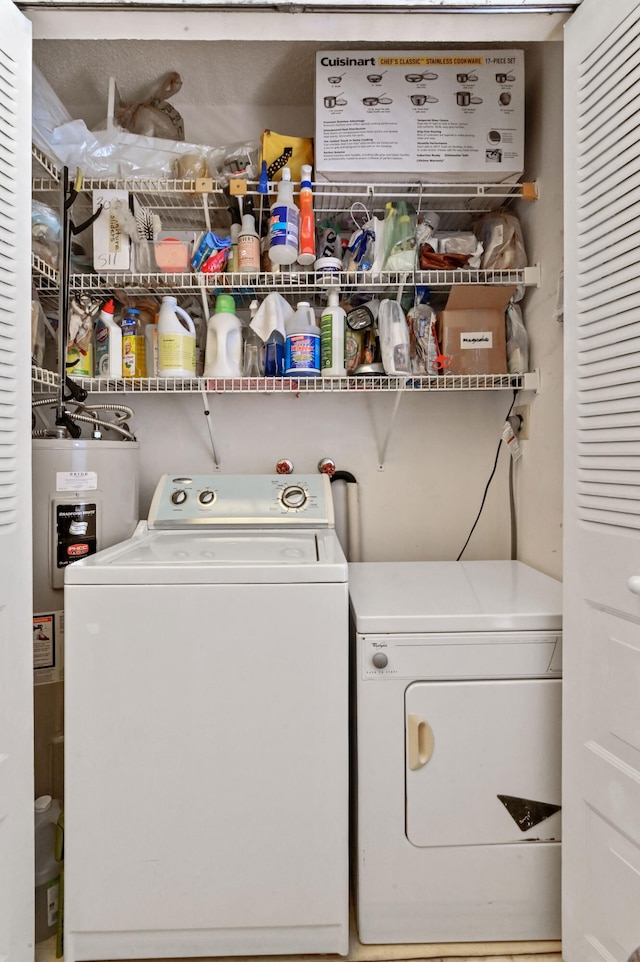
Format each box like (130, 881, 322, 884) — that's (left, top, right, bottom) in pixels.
(64, 527, 348, 585)
(349, 561, 562, 632)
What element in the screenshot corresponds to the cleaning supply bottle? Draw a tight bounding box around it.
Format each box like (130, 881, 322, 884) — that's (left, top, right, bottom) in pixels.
(203, 293, 243, 378)
(264, 330, 285, 376)
(157, 296, 196, 378)
(94, 298, 121, 377)
(238, 204, 261, 273)
(34, 795, 62, 943)
(285, 301, 321, 377)
(320, 289, 347, 377)
(269, 166, 299, 267)
(121, 307, 146, 378)
(297, 164, 316, 266)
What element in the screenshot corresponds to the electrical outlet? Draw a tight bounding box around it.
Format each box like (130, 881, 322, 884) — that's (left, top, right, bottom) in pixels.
(513, 405, 531, 440)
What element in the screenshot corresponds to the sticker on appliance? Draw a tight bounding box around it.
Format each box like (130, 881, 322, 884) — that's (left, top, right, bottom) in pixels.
(56, 503, 97, 569)
(33, 611, 64, 685)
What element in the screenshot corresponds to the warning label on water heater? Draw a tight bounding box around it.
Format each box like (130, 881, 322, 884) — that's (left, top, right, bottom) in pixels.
(56, 470, 98, 491)
(315, 48, 524, 181)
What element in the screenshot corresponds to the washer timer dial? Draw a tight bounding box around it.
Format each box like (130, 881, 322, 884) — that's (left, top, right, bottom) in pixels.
(281, 485, 308, 510)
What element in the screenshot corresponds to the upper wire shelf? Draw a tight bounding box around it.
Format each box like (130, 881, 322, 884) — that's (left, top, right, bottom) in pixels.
(31, 145, 536, 217)
(61, 265, 540, 296)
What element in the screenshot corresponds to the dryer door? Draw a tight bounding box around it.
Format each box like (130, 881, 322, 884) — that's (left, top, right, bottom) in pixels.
(405, 678, 562, 847)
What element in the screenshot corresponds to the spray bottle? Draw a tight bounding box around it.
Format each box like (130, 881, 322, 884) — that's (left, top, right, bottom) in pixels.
(320, 289, 347, 377)
(297, 164, 316, 266)
(94, 298, 122, 377)
(238, 199, 261, 273)
(269, 167, 299, 266)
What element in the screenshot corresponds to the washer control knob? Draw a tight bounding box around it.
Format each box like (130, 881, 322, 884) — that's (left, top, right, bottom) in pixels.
(199, 490, 215, 505)
(171, 489, 188, 505)
(372, 652, 388, 669)
(282, 485, 307, 509)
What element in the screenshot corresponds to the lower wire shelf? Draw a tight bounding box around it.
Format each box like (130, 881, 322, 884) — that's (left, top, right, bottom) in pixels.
(32, 368, 538, 394)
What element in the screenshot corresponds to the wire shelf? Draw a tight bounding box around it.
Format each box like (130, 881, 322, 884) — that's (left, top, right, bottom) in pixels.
(32, 254, 59, 286)
(67, 265, 539, 296)
(31, 367, 537, 395)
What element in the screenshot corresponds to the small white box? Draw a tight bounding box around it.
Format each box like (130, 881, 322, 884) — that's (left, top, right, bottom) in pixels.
(92, 189, 131, 271)
(315, 49, 524, 183)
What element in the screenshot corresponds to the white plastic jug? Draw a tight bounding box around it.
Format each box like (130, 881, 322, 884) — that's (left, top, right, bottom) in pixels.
(204, 294, 243, 378)
(157, 296, 197, 378)
(34, 795, 62, 943)
(284, 301, 321, 377)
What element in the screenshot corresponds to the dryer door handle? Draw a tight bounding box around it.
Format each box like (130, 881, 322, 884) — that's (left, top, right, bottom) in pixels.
(407, 713, 435, 771)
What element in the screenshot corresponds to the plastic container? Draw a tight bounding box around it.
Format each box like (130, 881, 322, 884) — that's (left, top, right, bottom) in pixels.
(285, 301, 321, 377)
(269, 167, 299, 266)
(238, 211, 261, 273)
(203, 294, 243, 378)
(94, 298, 121, 377)
(34, 795, 62, 943)
(378, 298, 412, 375)
(157, 296, 197, 378)
(320, 289, 347, 377)
(121, 308, 146, 378)
(297, 164, 316, 266)
(314, 256, 342, 274)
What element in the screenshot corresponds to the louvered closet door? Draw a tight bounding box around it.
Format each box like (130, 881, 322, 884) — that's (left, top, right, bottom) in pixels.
(0, 1, 34, 960)
(564, 1, 640, 960)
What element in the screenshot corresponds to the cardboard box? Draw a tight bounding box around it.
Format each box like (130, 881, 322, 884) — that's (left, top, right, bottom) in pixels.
(315, 49, 524, 183)
(437, 285, 515, 375)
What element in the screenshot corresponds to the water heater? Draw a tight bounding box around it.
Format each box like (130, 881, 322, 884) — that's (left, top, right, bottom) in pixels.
(32, 438, 140, 798)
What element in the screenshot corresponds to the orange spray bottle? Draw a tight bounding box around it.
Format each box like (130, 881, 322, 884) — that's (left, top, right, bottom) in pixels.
(297, 164, 316, 266)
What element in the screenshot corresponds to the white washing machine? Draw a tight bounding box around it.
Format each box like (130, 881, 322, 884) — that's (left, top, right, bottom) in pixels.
(64, 473, 349, 962)
(349, 560, 562, 945)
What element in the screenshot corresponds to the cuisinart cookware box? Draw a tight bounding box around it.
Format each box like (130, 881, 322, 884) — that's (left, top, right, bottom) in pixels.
(315, 50, 524, 183)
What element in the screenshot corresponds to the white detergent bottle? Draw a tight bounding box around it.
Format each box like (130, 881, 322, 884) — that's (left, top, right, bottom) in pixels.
(94, 298, 122, 377)
(320, 289, 347, 377)
(203, 294, 243, 378)
(285, 301, 321, 377)
(157, 296, 197, 378)
(269, 167, 299, 267)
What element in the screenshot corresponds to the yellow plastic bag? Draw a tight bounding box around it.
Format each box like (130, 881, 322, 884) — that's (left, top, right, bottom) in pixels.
(260, 129, 314, 183)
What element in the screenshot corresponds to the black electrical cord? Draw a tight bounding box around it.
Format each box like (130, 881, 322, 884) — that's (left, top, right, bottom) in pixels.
(456, 390, 518, 562)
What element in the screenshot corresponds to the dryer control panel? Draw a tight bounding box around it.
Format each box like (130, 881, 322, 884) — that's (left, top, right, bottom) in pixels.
(359, 630, 562, 680)
(148, 473, 335, 529)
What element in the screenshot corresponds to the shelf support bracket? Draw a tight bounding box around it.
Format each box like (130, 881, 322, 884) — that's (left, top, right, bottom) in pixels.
(378, 390, 404, 470)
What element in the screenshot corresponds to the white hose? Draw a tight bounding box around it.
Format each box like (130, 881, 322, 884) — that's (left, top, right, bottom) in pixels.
(346, 482, 362, 562)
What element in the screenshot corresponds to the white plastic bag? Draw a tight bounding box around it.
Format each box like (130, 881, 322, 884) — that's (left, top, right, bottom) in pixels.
(378, 299, 411, 376)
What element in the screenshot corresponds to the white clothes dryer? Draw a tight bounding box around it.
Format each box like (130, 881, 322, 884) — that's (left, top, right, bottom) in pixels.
(349, 560, 562, 945)
(64, 474, 349, 962)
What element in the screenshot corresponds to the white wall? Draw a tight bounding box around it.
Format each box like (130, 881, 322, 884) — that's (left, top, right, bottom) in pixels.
(31, 32, 564, 573)
(516, 41, 564, 579)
